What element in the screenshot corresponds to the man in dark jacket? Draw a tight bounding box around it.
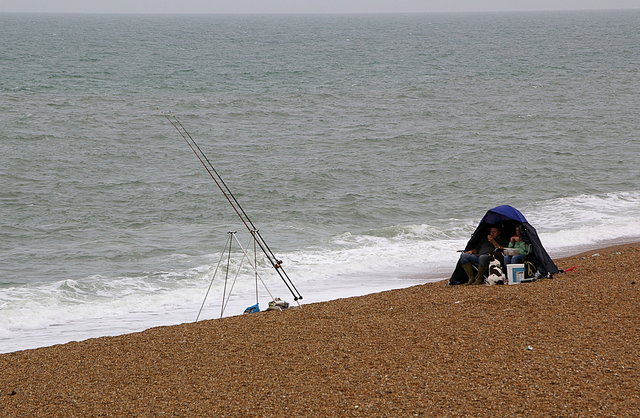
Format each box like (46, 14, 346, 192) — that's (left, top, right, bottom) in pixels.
(459, 226, 508, 285)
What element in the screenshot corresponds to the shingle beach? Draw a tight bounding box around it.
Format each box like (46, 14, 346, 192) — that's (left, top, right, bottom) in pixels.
(1, 243, 638, 416)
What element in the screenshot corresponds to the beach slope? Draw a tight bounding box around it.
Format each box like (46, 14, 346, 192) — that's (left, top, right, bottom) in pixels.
(1, 244, 639, 416)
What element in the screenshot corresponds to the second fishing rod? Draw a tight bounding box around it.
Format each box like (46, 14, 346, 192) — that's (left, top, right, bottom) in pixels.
(165, 114, 303, 302)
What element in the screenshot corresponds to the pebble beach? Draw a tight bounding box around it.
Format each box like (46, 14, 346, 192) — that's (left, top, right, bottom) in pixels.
(1, 243, 639, 416)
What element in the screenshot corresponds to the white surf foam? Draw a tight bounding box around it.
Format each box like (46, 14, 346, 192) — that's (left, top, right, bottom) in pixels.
(1, 190, 638, 353)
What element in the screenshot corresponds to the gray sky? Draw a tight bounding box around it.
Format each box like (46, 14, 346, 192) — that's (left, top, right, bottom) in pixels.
(1, 0, 639, 14)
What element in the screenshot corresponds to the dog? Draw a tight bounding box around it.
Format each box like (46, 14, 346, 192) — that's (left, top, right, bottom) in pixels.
(485, 248, 506, 285)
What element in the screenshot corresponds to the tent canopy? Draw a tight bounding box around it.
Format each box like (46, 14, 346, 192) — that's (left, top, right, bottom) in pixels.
(449, 205, 559, 285)
(480, 205, 527, 225)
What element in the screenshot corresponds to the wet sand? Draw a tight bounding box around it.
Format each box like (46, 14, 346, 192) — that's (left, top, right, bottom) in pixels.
(1, 243, 639, 416)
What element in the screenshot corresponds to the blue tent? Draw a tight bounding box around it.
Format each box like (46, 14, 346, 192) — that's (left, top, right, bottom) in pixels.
(480, 205, 527, 224)
(449, 205, 559, 285)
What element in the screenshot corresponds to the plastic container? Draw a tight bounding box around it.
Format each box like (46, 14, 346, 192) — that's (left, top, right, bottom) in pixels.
(502, 247, 520, 256)
(507, 264, 525, 284)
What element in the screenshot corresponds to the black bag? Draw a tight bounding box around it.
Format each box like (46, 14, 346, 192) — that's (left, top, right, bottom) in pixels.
(523, 260, 537, 279)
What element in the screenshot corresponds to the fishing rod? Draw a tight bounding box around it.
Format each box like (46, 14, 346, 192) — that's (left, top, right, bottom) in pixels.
(164, 114, 302, 301)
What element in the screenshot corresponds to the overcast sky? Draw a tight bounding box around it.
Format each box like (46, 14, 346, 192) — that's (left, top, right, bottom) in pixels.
(1, 0, 638, 14)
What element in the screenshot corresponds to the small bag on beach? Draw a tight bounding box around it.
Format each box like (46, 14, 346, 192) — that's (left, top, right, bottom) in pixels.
(523, 260, 537, 279)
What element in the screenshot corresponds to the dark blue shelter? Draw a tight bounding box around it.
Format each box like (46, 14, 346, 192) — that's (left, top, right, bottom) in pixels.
(449, 205, 559, 285)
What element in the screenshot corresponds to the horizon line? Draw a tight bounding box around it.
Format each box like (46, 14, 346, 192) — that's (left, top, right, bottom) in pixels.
(1, 7, 639, 16)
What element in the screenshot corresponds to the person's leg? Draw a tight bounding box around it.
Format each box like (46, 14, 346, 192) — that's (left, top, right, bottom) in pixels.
(504, 255, 512, 265)
(512, 255, 524, 264)
(460, 253, 480, 265)
(472, 254, 490, 285)
(460, 253, 479, 284)
(478, 254, 491, 267)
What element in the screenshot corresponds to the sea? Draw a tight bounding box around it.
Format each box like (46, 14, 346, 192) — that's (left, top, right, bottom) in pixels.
(1, 10, 639, 353)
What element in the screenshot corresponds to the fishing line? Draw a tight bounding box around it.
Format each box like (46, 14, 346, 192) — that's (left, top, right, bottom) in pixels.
(164, 113, 302, 301)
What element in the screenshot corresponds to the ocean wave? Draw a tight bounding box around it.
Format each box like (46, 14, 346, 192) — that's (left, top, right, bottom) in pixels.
(1, 192, 638, 353)
(525, 190, 640, 231)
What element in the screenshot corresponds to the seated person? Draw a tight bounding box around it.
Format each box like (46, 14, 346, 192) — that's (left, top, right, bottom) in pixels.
(460, 226, 509, 285)
(504, 225, 531, 265)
